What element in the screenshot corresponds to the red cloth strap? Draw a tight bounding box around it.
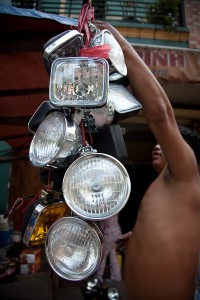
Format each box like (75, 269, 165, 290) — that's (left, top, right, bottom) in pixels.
(79, 44, 111, 59)
(78, 1, 94, 48)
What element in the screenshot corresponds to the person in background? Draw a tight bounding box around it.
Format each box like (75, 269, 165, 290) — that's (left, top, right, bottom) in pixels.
(95, 215, 122, 283)
(195, 255, 200, 300)
(94, 20, 200, 300)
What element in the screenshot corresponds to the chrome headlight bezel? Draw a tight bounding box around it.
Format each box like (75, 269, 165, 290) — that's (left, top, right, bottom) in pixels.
(73, 101, 115, 130)
(45, 216, 104, 281)
(43, 30, 84, 74)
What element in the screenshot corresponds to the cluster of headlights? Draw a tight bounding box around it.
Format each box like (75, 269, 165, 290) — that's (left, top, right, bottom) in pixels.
(23, 24, 141, 281)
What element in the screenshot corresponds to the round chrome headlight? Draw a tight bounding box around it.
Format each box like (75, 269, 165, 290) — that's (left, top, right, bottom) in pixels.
(73, 102, 115, 130)
(62, 153, 131, 220)
(45, 217, 104, 281)
(29, 111, 82, 168)
(104, 32, 127, 77)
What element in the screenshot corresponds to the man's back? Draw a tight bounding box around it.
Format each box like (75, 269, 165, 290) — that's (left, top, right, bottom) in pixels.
(125, 166, 200, 299)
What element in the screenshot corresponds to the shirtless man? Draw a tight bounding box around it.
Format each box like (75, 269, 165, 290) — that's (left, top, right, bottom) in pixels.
(93, 20, 200, 300)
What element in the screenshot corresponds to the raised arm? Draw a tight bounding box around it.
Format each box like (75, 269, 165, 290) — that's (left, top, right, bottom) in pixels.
(93, 20, 198, 180)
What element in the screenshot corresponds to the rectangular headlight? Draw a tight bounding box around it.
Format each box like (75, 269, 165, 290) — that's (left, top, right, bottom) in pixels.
(109, 84, 142, 113)
(23, 200, 70, 247)
(49, 57, 109, 108)
(43, 30, 84, 74)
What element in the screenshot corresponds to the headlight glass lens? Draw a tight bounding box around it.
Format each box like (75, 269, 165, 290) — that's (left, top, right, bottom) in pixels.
(109, 84, 142, 114)
(29, 111, 82, 167)
(49, 57, 109, 108)
(45, 217, 104, 280)
(62, 153, 131, 220)
(23, 201, 70, 247)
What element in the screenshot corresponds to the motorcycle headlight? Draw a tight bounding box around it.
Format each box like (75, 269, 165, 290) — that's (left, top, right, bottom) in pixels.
(22, 199, 70, 247)
(73, 101, 115, 129)
(49, 57, 109, 108)
(88, 29, 127, 78)
(28, 101, 56, 134)
(43, 30, 84, 74)
(109, 84, 142, 114)
(62, 153, 131, 220)
(29, 111, 82, 168)
(45, 217, 104, 281)
(107, 287, 120, 300)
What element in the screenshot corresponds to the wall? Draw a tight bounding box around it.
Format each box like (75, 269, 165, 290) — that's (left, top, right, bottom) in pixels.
(184, 0, 200, 49)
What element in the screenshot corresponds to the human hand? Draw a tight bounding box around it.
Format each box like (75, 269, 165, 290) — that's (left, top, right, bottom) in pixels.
(92, 20, 129, 47)
(116, 231, 132, 255)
